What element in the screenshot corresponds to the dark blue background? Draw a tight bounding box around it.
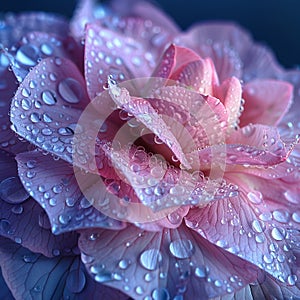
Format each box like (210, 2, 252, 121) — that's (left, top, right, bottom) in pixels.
(1, 0, 300, 68)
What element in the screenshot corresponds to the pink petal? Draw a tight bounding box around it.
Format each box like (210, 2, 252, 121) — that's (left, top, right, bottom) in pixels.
(10, 32, 82, 82)
(0, 239, 128, 300)
(215, 77, 242, 131)
(16, 150, 125, 234)
(0, 151, 78, 257)
(174, 23, 246, 81)
(152, 44, 201, 79)
(79, 224, 258, 299)
(241, 79, 293, 126)
(84, 23, 135, 99)
(10, 57, 90, 163)
(0, 56, 31, 154)
(111, 0, 180, 35)
(185, 171, 300, 283)
(170, 58, 218, 95)
(109, 83, 191, 169)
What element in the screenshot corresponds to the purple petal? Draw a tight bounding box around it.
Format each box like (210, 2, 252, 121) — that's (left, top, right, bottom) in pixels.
(0, 237, 128, 300)
(185, 171, 300, 284)
(0, 150, 78, 257)
(0, 267, 14, 300)
(10, 32, 82, 82)
(16, 150, 125, 234)
(79, 224, 258, 299)
(11, 57, 90, 163)
(0, 54, 31, 154)
(0, 12, 69, 49)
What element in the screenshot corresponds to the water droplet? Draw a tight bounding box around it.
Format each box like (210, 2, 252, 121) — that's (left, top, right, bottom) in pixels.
(58, 127, 74, 136)
(139, 249, 162, 270)
(66, 268, 86, 293)
(169, 239, 194, 259)
(30, 112, 40, 123)
(95, 272, 112, 283)
(23, 254, 38, 263)
(58, 78, 82, 104)
(42, 113, 53, 123)
(194, 266, 209, 278)
(135, 286, 144, 295)
(40, 43, 53, 56)
(11, 204, 24, 215)
(15, 44, 39, 66)
(42, 90, 57, 105)
(214, 279, 223, 287)
(271, 227, 286, 241)
(292, 211, 300, 223)
(21, 98, 32, 110)
(118, 259, 130, 270)
(0, 177, 29, 204)
(251, 219, 265, 233)
(58, 214, 71, 225)
(0, 219, 11, 233)
(272, 210, 290, 223)
(287, 274, 297, 286)
(152, 288, 170, 300)
(80, 197, 92, 209)
(284, 191, 299, 204)
(38, 211, 51, 229)
(49, 198, 57, 206)
(247, 191, 262, 204)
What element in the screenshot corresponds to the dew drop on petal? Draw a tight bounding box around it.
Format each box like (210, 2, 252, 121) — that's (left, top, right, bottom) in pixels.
(42, 90, 57, 105)
(169, 239, 194, 259)
(58, 78, 82, 104)
(271, 227, 286, 241)
(66, 268, 86, 293)
(0, 177, 29, 204)
(38, 211, 51, 230)
(15, 44, 39, 66)
(152, 288, 170, 300)
(139, 249, 162, 270)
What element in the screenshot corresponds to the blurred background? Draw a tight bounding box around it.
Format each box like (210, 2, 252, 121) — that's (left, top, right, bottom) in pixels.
(1, 0, 299, 69)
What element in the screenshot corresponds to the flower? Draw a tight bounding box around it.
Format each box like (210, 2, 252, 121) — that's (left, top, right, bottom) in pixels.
(0, 0, 300, 299)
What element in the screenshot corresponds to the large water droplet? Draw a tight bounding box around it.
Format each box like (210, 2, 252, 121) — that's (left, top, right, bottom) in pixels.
(271, 227, 286, 241)
(272, 210, 290, 223)
(15, 44, 39, 66)
(66, 268, 86, 293)
(152, 288, 170, 300)
(42, 90, 57, 105)
(94, 272, 112, 283)
(0, 177, 29, 204)
(251, 219, 265, 233)
(194, 266, 209, 278)
(0, 219, 11, 233)
(169, 239, 194, 259)
(58, 78, 82, 104)
(118, 259, 130, 270)
(247, 191, 262, 204)
(139, 249, 162, 270)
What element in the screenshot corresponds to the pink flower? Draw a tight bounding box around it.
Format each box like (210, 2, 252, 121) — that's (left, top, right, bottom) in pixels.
(0, 0, 299, 299)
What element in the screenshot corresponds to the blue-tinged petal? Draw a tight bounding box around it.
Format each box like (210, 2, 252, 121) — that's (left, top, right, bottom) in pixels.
(79, 224, 258, 299)
(0, 237, 128, 300)
(0, 149, 78, 257)
(16, 150, 126, 234)
(0, 267, 14, 300)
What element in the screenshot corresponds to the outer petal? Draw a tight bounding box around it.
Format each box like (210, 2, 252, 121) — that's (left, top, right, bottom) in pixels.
(10, 32, 82, 83)
(16, 150, 125, 234)
(0, 238, 128, 300)
(185, 172, 300, 284)
(84, 23, 135, 99)
(241, 79, 293, 127)
(10, 57, 90, 164)
(0, 12, 69, 48)
(0, 268, 14, 300)
(174, 23, 245, 82)
(0, 54, 31, 154)
(79, 224, 258, 299)
(111, 0, 180, 35)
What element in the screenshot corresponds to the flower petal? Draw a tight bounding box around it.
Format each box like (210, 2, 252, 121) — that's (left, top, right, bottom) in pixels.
(152, 44, 201, 79)
(10, 32, 82, 83)
(0, 238, 127, 300)
(11, 57, 90, 164)
(185, 171, 300, 284)
(0, 268, 14, 300)
(0, 55, 31, 154)
(175, 23, 245, 82)
(84, 23, 135, 99)
(241, 79, 293, 127)
(0, 12, 69, 48)
(111, 0, 180, 35)
(79, 224, 258, 299)
(16, 150, 125, 234)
